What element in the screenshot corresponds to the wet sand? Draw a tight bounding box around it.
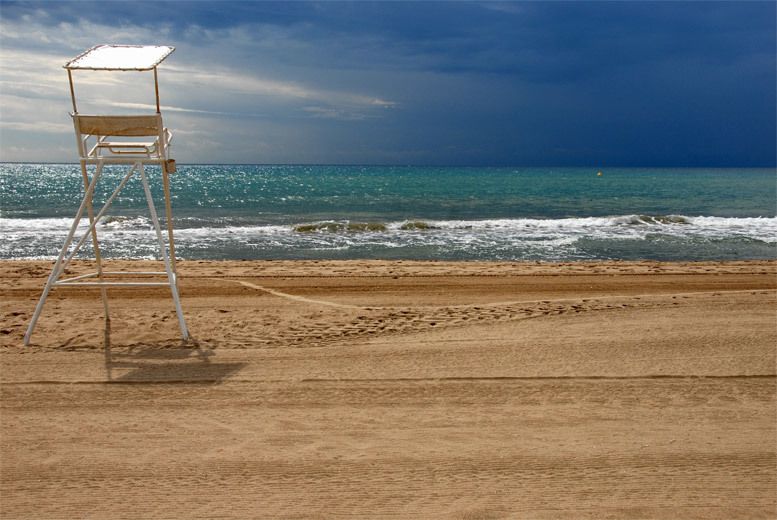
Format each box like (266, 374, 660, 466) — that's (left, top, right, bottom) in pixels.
(1, 260, 775, 518)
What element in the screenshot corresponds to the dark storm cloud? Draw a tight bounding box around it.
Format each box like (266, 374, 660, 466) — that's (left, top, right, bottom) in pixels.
(1, 1, 774, 165)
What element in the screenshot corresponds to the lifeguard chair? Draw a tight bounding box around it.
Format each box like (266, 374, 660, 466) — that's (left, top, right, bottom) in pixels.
(24, 45, 188, 345)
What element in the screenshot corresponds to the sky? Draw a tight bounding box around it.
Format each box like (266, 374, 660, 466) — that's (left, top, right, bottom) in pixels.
(0, 1, 774, 166)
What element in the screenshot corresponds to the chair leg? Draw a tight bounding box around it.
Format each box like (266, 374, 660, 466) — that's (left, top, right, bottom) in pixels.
(161, 162, 177, 276)
(139, 163, 189, 341)
(81, 162, 110, 321)
(24, 161, 106, 345)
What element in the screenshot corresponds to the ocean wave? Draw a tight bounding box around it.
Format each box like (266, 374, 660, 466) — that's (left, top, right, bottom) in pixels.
(423, 215, 775, 231)
(294, 221, 388, 233)
(284, 215, 776, 238)
(100, 216, 152, 229)
(2, 214, 775, 261)
(2, 214, 775, 236)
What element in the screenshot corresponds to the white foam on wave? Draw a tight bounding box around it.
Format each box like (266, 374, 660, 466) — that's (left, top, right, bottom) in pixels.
(2, 214, 775, 259)
(0, 217, 78, 233)
(412, 215, 777, 241)
(2, 214, 775, 238)
(417, 215, 775, 231)
(0, 216, 152, 233)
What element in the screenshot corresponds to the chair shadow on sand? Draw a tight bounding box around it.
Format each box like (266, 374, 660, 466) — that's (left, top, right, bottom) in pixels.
(102, 320, 245, 383)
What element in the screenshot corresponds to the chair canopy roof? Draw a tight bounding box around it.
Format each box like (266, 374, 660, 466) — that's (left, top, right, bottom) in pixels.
(64, 44, 175, 113)
(64, 44, 175, 71)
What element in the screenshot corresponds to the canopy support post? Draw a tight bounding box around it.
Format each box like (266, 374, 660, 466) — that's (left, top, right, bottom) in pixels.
(68, 69, 78, 113)
(154, 67, 160, 113)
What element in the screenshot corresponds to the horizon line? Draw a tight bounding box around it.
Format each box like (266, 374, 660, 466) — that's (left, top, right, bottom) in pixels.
(1, 161, 775, 169)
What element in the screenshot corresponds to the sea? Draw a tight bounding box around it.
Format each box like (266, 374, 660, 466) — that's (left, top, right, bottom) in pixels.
(1, 164, 775, 262)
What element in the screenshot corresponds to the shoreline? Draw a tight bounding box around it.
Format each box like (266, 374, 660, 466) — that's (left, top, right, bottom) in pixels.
(2, 259, 775, 518)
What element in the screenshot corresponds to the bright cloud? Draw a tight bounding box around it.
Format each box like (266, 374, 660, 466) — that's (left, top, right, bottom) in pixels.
(0, 11, 397, 162)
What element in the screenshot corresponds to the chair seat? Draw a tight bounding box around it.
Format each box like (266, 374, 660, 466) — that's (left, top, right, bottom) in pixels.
(73, 114, 172, 160)
(95, 140, 158, 155)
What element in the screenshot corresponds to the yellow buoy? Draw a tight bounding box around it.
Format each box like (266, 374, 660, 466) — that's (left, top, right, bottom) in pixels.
(597, 171, 603, 177)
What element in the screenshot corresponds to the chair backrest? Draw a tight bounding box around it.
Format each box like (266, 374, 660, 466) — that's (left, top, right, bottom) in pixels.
(72, 114, 167, 159)
(74, 114, 162, 136)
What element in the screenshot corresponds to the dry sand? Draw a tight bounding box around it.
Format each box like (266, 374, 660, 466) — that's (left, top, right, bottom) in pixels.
(1, 259, 775, 519)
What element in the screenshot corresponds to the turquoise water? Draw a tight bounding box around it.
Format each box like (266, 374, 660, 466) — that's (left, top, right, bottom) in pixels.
(1, 164, 775, 261)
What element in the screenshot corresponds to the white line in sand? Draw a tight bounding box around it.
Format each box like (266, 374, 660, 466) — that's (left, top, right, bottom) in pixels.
(218, 278, 363, 309)
(217, 277, 774, 312)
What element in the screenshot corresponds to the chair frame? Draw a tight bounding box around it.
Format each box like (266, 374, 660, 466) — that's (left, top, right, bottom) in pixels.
(24, 46, 188, 345)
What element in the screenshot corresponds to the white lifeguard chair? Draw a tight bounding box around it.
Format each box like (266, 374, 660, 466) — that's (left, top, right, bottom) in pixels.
(24, 44, 189, 345)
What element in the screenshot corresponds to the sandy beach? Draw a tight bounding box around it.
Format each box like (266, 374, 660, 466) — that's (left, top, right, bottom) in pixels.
(1, 259, 775, 518)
